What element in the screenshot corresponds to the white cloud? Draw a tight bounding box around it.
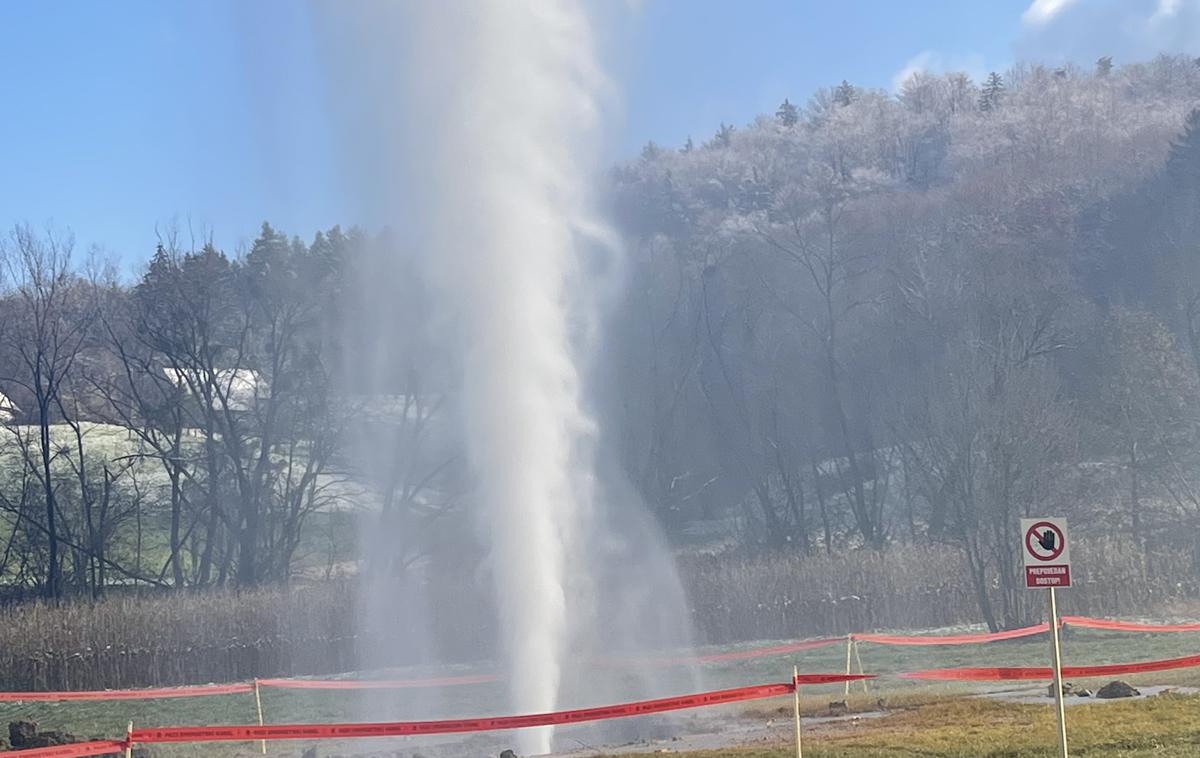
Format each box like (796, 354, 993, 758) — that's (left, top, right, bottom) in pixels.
(890, 50, 990, 92)
(1016, 0, 1200, 62)
(892, 50, 938, 92)
(1150, 0, 1183, 23)
(1022, 0, 1080, 26)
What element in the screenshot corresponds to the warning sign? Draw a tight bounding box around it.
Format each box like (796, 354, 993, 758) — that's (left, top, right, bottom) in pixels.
(1021, 518, 1071, 589)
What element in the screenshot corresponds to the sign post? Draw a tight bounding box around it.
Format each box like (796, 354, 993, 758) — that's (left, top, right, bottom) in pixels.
(792, 665, 804, 758)
(1022, 517, 1071, 758)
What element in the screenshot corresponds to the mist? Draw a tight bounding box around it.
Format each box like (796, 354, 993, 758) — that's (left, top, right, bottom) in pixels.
(314, 1, 695, 752)
(4, 2, 1200, 756)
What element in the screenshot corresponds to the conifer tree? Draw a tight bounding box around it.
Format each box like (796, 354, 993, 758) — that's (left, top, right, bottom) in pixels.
(710, 122, 735, 149)
(776, 98, 799, 127)
(979, 71, 1005, 112)
(833, 80, 856, 107)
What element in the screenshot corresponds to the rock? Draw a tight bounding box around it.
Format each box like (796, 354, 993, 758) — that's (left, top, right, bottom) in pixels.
(8, 721, 40, 749)
(1051, 681, 1080, 697)
(1096, 680, 1140, 699)
(26, 729, 77, 747)
(8, 721, 37, 748)
(500, 750, 518, 758)
(1049, 681, 1092, 698)
(302, 747, 319, 758)
(5, 720, 136, 754)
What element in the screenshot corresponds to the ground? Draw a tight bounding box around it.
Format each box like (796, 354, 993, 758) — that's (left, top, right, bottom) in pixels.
(4, 625, 1200, 756)
(595, 692, 1200, 757)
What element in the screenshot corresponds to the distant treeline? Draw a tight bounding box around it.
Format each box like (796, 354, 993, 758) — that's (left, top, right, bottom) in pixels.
(606, 56, 1200, 629)
(0, 56, 1199, 636)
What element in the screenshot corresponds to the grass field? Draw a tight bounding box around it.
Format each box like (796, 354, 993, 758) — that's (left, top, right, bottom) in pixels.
(0, 421, 364, 587)
(638, 693, 1200, 757)
(4, 624, 1200, 755)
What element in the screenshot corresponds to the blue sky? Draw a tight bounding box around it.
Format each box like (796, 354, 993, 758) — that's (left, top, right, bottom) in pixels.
(0, 0, 1195, 271)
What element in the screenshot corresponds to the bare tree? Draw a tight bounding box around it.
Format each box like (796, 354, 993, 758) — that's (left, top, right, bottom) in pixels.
(0, 225, 94, 598)
(757, 166, 890, 547)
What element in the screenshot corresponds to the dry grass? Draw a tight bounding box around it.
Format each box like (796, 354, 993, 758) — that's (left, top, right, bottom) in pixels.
(605, 693, 1200, 757)
(679, 539, 1200, 644)
(0, 584, 362, 690)
(1, 537, 1198, 692)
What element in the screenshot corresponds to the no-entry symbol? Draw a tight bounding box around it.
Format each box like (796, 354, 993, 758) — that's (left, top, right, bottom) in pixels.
(1021, 517, 1071, 588)
(1026, 521, 1065, 561)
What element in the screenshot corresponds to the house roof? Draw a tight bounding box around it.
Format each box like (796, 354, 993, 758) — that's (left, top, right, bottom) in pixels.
(0, 390, 19, 414)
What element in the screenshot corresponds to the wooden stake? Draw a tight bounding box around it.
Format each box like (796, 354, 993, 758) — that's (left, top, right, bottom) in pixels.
(1049, 588, 1069, 758)
(853, 638, 869, 694)
(843, 635, 853, 698)
(125, 721, 133, 758)
(255, 678, 267, 755)
(792, 665, 803, 758)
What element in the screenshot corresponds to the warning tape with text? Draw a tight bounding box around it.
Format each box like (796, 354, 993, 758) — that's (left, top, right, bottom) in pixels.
(1, 740, 127, 757)
(131, 677, 868, 744)
(900, 651, 1200, 680)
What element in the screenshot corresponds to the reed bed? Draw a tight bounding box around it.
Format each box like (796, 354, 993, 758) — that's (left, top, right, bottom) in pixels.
(0, 540, 1196, 690)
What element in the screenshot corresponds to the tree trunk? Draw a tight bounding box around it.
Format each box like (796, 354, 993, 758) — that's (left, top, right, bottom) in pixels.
(39, 401, 59, 600)
(964, 538, 999, 632)
(752, 480, 784, 547)
(168, 466, 185, 588)
(823, 333, 880, 547)
(198, 432, 221, 586)
(810, 456, 833, 555)
(777, 452, 807, 551)
(1129, 440, 1141, 537)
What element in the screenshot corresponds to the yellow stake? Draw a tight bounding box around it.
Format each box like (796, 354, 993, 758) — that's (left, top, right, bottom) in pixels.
(124, 720, 133, 758)
(1049, 587, 1069, 757)
(843, 635, 853, 698)
(255, 678, 268, 755)
(792, 665, 804, 758)
(853, 639, 869, 694)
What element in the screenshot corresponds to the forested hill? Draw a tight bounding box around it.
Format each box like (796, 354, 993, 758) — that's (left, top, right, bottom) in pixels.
(605, 57, 1200, 624)
(1, 57, 1199, 633)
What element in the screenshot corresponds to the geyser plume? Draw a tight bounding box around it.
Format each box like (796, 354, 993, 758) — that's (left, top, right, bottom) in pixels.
(414, 1, 609, 752)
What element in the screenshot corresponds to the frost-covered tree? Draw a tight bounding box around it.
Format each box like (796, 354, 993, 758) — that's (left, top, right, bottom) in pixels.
(978, 71, 1004, 112)
(775, 98, 799, 127)
(833, 79, 857, 107)
(708, 122, 735, 149)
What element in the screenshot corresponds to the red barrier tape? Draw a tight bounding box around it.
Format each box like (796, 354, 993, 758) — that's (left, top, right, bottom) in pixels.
(1, 740, 127, 757)
(853, 623, 1049, 646)
(900, 651, 1200, 681)
(1063, 616, 1200, 632)
(0, 683, 253, 701)
(257, 674, 499, 690)
(131, 678, 871, 744)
